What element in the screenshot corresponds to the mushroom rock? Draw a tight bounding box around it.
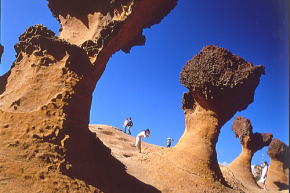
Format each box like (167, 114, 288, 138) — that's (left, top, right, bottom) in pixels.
(144, 45, 265, 193)
(0, 0, 176, 192)
(176, 45, 265, 182)
(226, 116, 272, 191)
(266, 138, 289, 191)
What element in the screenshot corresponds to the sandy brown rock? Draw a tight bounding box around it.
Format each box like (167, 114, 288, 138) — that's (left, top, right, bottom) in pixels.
(0, 0, 176, 192)
(0, 27, 100, 192)
(135, 45, 264, 193)
(178, 45, 264, 180)
(1, 1, 283, 192)
(90, 124, 286, 193)
(226, 116, 272, 192)
(90, 125, 238, 193)
(48, 0, 177, 67)
(266, 139, 289, 191)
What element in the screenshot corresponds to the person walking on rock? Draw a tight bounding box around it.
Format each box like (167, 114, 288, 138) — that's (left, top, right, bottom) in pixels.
(123, 117, 133, 135)
(127, 117, 133, 135)
(123, 118, 129, 131)
(166, 137, 174, 147)
(259, 161, 269, 190)
(135, 129, 150, 153)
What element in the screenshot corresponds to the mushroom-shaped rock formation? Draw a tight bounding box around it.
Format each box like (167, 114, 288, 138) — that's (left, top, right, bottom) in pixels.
(266, 138, 289, 191)
(176, 45, 265, 181)
(226, 116, 272, 191)
(144, 45, 265, 193)
(0, 0, 176, 192)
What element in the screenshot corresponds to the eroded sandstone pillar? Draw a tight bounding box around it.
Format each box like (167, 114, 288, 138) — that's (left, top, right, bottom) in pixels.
(170, 45, 265, 184)
(226, 116, 272, 191)
(266, 138, 289, 191)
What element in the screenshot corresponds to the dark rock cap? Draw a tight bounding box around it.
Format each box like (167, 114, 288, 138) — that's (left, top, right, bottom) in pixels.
(267, 138, 289, 161)
(232, 116, 272, 150)
(180, 45, 265, 119)
(232, 116, 253, 139)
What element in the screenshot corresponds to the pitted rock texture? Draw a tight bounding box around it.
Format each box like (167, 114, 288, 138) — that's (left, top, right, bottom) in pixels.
(232, 116, 273, 150)
(0, 0, 177, 192)
(180, 45, 265, 122)
(141, 45, 265, 193)
(0, 25, 94, 113)
(226, 116, 272, 192)
(267, 139, 289, 161)
(232, 116, 253, 140)
(0, 24, 101, 193)
(48, 0, 177, 64)
(266, 139, 289, 191)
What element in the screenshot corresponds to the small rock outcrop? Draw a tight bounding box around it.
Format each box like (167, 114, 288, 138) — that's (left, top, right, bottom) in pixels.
(0, 0, 176, 192)
(266, 138, 289, 191)
(226, 116, 272, 191)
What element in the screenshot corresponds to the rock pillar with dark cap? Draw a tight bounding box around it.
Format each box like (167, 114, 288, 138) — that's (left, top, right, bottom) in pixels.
(227, 116, 272, 191)
(266, 138, 289, 191)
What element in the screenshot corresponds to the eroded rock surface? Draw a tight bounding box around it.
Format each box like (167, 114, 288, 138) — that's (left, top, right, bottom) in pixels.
(48, 0, 177, 65)
(266, 139, 289, 191)
(177, 45, 264, 180)
(180, 45, 265, 122)
(226, 116, 272, 192)
(143, 45, 265, 193)
(0, 0, 176, 192)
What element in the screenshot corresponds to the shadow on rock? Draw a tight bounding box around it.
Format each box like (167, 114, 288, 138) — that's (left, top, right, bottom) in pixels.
(61, 124, 160, 193)
(274, 182, 289, 191)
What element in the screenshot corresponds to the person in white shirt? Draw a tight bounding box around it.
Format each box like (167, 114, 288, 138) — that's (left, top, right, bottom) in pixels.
(135, 129, 150, 153)
(259, 161, 269, 190)
(123, 118, 129, 129)
(123, 117, 133, 135)
(166, 137, 174, 147)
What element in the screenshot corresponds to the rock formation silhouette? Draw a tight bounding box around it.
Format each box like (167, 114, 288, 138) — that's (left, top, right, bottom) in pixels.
(0, 1, 176, 192)
(266, 138, 289, 191)
(226, 116, 272, 191)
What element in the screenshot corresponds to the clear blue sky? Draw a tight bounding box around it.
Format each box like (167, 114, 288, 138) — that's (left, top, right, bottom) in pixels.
(1, 0, 289, 166)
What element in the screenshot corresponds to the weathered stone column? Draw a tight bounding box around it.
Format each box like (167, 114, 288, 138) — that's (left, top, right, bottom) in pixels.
(168, 45, 265, 184)
(227, 116, 272, 190)
(266, 138, 289, 191)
